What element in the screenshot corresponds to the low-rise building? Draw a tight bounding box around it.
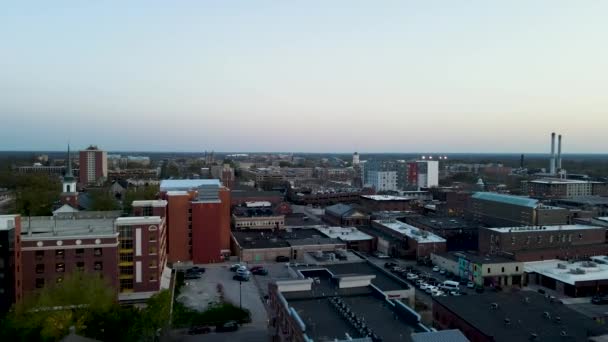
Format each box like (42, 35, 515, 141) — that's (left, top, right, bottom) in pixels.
(360, 195, 415, 212)
(324, 203, 370, 227)
(522, 178, 608, 199)
(524, 258, 608, 297)
(232, 201, 285, 230)
(370, 220, 446, 259)
(404, 216, 478, 251)
(478, 224, 608, 262)
(314, 226, 375, 253)
(432, 292, 608, 342)
(431, 252, 524, 287)
(230, 190, 284, 207)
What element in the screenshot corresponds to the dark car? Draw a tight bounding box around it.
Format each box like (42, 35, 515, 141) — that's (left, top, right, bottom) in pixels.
(233, 274, 250, 282)
(187, 266, 205, 274)
(251, 268, 268, 275)
(475, 286, 485, 293)
(276, 256, 289, 262)
(184, 273, 201, 280)
(216, 320, 239, 332)
(592, 296, 608, 305)
(187, 326, 211, 335)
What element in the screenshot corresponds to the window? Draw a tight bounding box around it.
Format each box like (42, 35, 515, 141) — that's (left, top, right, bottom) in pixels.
(487, 268, 491, 273)
(579, 233, 583, 239)
(120, 279, 134, 291)
(537, 236, 542, 244)
(119, 266, 133, 275)
(35, 250, 44, 261)
(149, 259, 157, 268)
(149, 232, 157, 242)
(36, 264, 44, 274)
(149, 246, 157, 255)
(143, 206, 153, 216)
(35, 278, 45, 289)
(56, 263, 65, 273)
(120, 253, 133, 263)
(56, 250, 65, 259)
(149, 273, 158, 282)
(76, 262, 85, 272)
(56, 276, 63, 284)
(501, 267, 505, 273)
(75, 249, 84, 258)
(94, 261, 103, 271)
(516, 266, 519, 272)
(94, 248, 102, 257)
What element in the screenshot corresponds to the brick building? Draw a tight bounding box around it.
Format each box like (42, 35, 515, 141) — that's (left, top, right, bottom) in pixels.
(0, 215, 22, 314)
(404, 216, 478, 251)
(359, 195, 414, 212)
(522, 178, 608, 199)
(323, 203, 370, 227)
(160, 179, 231, 264)
(232, 201, 285, 230)
(230, 190, 284, 207)
(478, 225, 608, 262)
(20, 216, 119, 295)
(79, 145, 108, 186)
(469, 192, 570, 227)
(369, 219, 446, 259)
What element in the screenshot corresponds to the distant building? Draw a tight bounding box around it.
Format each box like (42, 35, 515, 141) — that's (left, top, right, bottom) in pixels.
(415, 160, 439, 188)
(17, 164, 65, 176)
(314, 226, 374, 252)
(405, 216, 478, 251)
(431, 251, 523, 287)
(432, 292, 608, 342)
(79, 145, 108, 186)
(232, 201, 285, 230)
(160, 179, 231, 264)
(352, 152, 360, 166)
(230, 190, 284, 207)
(60, 145, 79, 209)
(469, 192, 570, 227)
(324, 203, 370, 227)
(211, 164, 235, 189)
(522, 178, 608, 199)
(360, 195, 414, 212)
(0, 215, 22, 314)
(526, 257, 608, 297)
(370, 219, 446, 259)
(367, 170, 398, 192)
(478, 224, 608, 262)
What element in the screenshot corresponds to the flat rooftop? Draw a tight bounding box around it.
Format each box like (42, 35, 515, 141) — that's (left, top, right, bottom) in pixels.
(361, 195, 415, 201)
(281, 269, 419, 342)
(131, 200, 167, 207)
(232, 229, 341, 249)
(434, 292, 608, 342)
(556, 196, 608, 206)
(115, 216, 162, 225)
(160, 179, 220, 191)
(406, 216, 476, 230)
(472, 192, 538, 208)
(21, 217, 117, 238)
(524, 259, 608, 285)
(373, 220, 446, 243)
(486, 224, 604, 233)
(530, 178, 600, 184)
(315, 227, 373, 241)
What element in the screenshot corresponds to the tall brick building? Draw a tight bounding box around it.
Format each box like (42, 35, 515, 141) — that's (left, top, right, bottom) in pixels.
(160, 180, 231, 264)
(79, 145, 108, 186)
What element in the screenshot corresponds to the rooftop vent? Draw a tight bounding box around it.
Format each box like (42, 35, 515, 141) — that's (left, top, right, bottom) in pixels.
(557, 263, 567, 269)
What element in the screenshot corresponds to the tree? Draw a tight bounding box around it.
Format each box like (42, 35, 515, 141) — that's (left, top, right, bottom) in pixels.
(278, 161, 292, 168)
(13, 174, 60, 216)
(89, 189, 119, 211)
(123, 185, 160, 213)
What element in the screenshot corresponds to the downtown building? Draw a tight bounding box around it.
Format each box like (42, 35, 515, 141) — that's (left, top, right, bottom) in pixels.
(79, 145, 108, 186)
(160, 179, 231, 264)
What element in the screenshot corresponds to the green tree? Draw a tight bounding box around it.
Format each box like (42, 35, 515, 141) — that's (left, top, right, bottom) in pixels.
(13, 174, 60, 216)
(278, 161, 292, 168)
(89, 189, 119, 211)
(123, 185, 160, 213)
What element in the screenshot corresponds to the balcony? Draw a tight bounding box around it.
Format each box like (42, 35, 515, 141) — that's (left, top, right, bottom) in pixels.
(119, 274, 134, 280)
(118, 261, 134, 267)
(120, 249, 134, 254)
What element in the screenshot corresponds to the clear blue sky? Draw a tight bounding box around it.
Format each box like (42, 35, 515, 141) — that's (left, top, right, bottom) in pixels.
(1, 1, 607, 153)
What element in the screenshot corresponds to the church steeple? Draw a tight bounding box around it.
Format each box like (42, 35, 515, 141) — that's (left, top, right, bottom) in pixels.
(65, 144, 75, 181)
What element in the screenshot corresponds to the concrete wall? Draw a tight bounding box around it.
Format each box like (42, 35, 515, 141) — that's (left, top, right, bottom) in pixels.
(431, 254, 459, 275)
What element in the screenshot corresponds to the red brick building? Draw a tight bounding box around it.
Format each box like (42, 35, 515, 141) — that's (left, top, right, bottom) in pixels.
(160, 180, 231, 264)
(79, 145, 108, 186)
(0, 215, 22, 313)
(370, 219, 446, 259)
(230, 190, 284, 207)
(20, 217, 119, 295)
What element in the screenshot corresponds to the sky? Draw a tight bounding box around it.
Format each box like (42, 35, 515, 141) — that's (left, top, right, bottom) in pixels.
(1, 1, 607, 153)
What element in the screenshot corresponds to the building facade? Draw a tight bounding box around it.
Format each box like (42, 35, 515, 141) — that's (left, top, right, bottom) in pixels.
(522, 178, 607, 199)
(79, 145, 108, 186)
(0, 215, 22, 314)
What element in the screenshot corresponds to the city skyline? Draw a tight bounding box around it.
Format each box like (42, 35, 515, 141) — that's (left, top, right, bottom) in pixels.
(2, 1, 608, 152)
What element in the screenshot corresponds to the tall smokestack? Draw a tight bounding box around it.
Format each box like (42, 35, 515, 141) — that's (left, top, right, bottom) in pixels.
(557, 134, 562, 170)
(550, 132, 556, 174)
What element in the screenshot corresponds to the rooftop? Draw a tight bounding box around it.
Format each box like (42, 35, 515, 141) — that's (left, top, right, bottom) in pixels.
(131, 200, 167, 207)
(0, 215, 19, 230)
(530, 178, 600, 185)
(372, 220, 446, 243)
(472, 192, 539, 208)
(524, 258, 608, 285)
(434, 292, 608, 342)
(244, 201, 272, 208)
(361, 195, 415, 201)
(436, 251, 519, 265)
(486, 224, 604, 233)
(232, 228, 342, 249)
(21, 217, 117, 239)
(411, 330, 470, 342)
(160, 179, 220, 191)
(315, 227, 373, 241)
(555, 196, 608, 206)
(115, 216, 162, 226)
(406, 216, 476, 230)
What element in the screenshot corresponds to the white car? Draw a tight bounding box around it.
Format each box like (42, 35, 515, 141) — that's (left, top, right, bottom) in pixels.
(432, 266, 440, 272)
(432, 290, 446, 297)
(406, 273, 418, 280)
(467, 281, 475, 289)
(439, 269, 446, 275)
(425, 285, 437, 294)
(420, 283, 430, 291)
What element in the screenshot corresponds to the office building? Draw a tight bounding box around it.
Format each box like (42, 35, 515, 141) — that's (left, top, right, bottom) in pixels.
(469, 192, 570, 227)
(369, 219, 446, 258)
(79, 145, 108, 186)
(414, 160, 439, 188)
(432, 292, 608, 342)
(160, 179, 231, 264)
(0, 215, 22, 314)
(522, 178, 608, 199)
(478, 224, 608, 262)
(405, 216, 478, 251)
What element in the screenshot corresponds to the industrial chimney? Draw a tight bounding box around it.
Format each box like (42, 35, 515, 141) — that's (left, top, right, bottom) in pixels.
(550, 132, 556, 174)
(557, 134, 562, 170)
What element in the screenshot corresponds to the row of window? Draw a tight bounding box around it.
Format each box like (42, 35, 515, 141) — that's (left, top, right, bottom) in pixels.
(36, 261, 102, 274)
(35, 248, 103, 260)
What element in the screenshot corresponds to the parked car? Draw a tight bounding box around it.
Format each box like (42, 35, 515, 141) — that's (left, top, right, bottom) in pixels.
(415, 279, 424, 287)
(236, 267, 251, 277)
(406, 273, 418, 280)
(384, 262, 397, 269)
(439, 269, 446, 275)
(184, 273, 201, 280)
(187, 326, 212, 335)
(592, 296, 608, 305)
(420, 283, 430, 291)
(233, 274, 250, 282)
(449, 290, 461, 296)
(230, 264, 244, 272)
(432, 266, 440, 272)
(475, 286, 485, 293)
(276, 256, 289, 262)
(425, 286, 437, 294)
(249, 266, 263, 272)
(467, 281, 475, 289)
(431, 290, 446, 297)
(373, 251, 390, 259)
(187, 266, 205, 274)
(216, 320, 239, 332)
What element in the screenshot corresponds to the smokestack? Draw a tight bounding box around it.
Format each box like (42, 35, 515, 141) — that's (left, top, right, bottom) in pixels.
(550, 132, 556, 174)
(557, 134, 562, 170)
